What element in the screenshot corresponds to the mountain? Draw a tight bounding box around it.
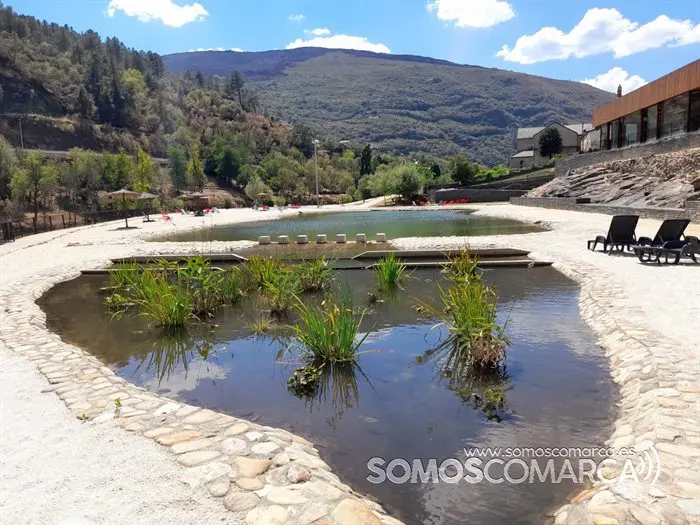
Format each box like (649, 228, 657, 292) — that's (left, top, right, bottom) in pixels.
(164, 48, 614, 165)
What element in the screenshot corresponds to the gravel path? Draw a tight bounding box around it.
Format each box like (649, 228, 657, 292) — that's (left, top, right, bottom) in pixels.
(0, 348, 235, 525)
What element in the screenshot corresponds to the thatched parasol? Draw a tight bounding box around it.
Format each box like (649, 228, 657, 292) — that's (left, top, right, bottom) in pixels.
(138, 192, 158, 222)
(107, 188, 141, 228)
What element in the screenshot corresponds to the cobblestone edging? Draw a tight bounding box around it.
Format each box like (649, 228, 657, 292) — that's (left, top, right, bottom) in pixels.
(0, 233, 404, 525)
(392, 236, 700, 525)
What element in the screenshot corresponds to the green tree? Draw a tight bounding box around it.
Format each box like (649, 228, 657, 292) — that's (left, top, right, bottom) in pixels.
(187, 143, 207, 191)
(216, 145, 241, 184)
(450, 155, 476, 185)
(244, 175, 270, 201)
(168, 147, 188, 192)
(10, 169, 29, 205)
(392, 164, 423, 199)
(431, 163, 441, 178)
(227, 71, 245, 108)
(21, 152, 58, 219)
(0, 135, 17, 200)
(133, 148, 155, 191)
(539, 127, 563, 158)
(77, 86, 95, 119)
(360, 144, 372, 176)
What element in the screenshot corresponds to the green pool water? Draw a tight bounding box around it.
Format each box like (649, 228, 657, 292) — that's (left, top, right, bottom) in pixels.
(154, 209, 544, 242)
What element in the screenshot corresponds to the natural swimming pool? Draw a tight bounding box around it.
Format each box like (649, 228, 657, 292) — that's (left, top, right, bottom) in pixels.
(39, 265, 615, 525)
(153, 209, 545, 242)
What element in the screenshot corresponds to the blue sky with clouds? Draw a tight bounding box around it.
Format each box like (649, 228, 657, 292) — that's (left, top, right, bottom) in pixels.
(12, 0, 700, 93)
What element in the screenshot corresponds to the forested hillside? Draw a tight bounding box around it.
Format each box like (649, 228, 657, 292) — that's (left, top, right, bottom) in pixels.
(164, 49, 614, 165)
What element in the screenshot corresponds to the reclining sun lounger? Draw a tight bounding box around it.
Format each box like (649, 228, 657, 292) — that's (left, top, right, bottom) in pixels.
(631, 219, 692, 264)
(587, 215, 639, 254)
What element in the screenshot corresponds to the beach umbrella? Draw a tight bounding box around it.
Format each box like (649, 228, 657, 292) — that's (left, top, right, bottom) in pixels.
(138, 192, 158, 222)
(107, 188, 141, 228)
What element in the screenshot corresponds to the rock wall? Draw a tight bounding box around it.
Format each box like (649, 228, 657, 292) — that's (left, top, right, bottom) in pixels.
(530, 147, 700, 209)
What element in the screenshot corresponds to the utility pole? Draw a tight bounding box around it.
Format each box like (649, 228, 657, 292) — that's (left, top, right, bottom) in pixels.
(313, 139, 320, 208)
(18, 116, 24, 150)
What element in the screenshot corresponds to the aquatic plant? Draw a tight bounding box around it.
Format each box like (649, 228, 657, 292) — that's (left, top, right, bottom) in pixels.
(287, 363, 323, 397)
(245, 256, 284, 288)
(374, 253, 410, 290)
(292, 257, 333, 292)
(421, 276, 508, 369)
(262, 270, 302, 317)
(290, 296, 370, 363)
(446, 249, 481, 283)
(136, 269, 192, 327)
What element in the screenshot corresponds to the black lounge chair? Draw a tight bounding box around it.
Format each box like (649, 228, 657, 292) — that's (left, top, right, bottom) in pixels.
(587, 215, 639, 254)
(632, 219, 692, 263)
(634, 235, 699, 265)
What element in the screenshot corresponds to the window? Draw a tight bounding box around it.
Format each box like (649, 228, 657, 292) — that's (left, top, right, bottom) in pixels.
(647, 105, 658, 141)
(689, 90, 700, 133)
(661, 94, 688, 137)
(624, 111, 641, 146)
(610, 119, 619, 149)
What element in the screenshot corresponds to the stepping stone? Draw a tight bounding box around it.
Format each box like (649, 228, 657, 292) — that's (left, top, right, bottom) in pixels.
(277, 235, 289, 244)
(297, 235, 308, 244)
(356, 233, 367, 244)
(376, 233, 387, 243)
(336, 234, 347, 244)
(259, 236, 271, 245)
(316, 234, 328, 244)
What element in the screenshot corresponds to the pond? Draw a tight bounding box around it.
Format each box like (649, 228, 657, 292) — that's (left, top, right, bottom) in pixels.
(39, 266, 615, 525)
(153, 209, 545, 242)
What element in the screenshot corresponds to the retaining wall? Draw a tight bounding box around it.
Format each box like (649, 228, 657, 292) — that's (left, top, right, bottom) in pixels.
(555, 131, 700, 176)
(429, 188, 526, 202)
(510, 197, 700, 221)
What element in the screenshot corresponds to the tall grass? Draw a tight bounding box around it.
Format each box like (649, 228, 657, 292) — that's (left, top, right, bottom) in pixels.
(103, 257, 243, 328)
(245, 256, 283, 288)
(446, 249, 481, 282)
(289, 296, 370, 363)
(374, 253, 410, 290)
(262, 270, 302, 317)
(292, 257, 333, 292)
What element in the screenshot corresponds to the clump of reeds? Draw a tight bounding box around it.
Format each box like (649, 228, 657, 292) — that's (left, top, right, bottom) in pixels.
(263, 270, 302, 317)
(374, 253, 410, 290)
(103, 257, 243, 328)
(292, 257, 333, 292)
(423, 251, 508, 369)
(289, 295, 370, 363)
(245, 256, 283, 288)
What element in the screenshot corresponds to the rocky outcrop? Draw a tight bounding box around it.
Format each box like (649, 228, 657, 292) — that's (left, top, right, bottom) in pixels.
(529, 147, 700, 208)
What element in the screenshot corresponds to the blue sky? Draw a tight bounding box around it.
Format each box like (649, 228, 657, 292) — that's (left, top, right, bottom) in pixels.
(12, 0, 700, 93)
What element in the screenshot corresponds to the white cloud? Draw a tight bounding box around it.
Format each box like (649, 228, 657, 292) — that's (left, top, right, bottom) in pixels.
(426, 0, 515, 28)
(187, 47, 243, 52)
(497, 8, 700, 64)
(582, 67, 647, 94)
(106, 0, 208, 27)
(287, 13, 305, 22)
(305, 27, 331, 36)
(287, 33, 391, 54)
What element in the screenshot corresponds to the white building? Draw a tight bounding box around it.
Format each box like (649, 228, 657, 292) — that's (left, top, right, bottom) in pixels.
(510, 122, 593, 169)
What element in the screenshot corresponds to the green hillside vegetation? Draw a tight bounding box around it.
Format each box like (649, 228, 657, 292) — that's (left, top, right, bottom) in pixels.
(0, 3, 595, 222)
(164, 50, 613, 165)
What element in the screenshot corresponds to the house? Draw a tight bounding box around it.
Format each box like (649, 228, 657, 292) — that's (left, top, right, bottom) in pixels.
(590, 59, 699, 150)
(510, 122, 593, 169)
